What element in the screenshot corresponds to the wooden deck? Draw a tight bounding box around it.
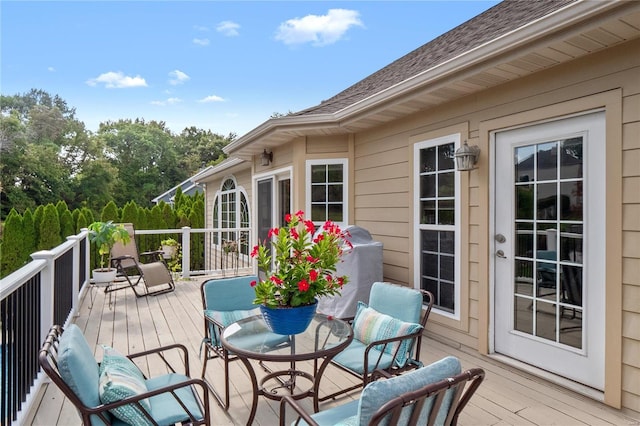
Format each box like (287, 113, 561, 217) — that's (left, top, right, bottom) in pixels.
(27, 277, 639, 426)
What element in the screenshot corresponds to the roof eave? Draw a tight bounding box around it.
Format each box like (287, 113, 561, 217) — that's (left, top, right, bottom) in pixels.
(226, 0, 628, 157)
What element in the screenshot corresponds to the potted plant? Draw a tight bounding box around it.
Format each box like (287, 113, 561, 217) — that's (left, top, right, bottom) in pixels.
(88, 221, 130, 283)
(250, 210, 352, 334)
(160, 238, 179, 259)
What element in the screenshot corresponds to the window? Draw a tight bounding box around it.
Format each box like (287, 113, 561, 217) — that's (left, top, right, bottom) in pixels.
(212, 177, 249, 249)
(306, 159, 348, 226)
(414, 135, 460, 316)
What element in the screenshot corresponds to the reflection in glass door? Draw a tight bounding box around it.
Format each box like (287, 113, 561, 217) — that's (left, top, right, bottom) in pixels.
(513, 138, 584, 349)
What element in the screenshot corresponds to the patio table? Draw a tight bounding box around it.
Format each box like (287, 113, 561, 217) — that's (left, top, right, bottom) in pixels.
(221, 313, 353, 426)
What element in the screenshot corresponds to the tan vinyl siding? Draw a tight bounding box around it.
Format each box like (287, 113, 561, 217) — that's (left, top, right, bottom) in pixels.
(342, 38, 639, 413)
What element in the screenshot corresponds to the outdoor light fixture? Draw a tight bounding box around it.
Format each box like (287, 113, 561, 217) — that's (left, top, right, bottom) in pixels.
(261, 149, 273, 166)
(454, 140, 480, 171)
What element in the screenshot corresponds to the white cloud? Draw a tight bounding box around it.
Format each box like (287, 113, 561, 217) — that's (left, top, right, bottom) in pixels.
(47, 66, 56, 72)
(198, 95, 225, 103)
(194, 25, 209, 32)
(86, 71, 147, 88)
(151, 97, 182, 106)
(275, 9, 363, 47)
(216, 20, 240, 37)
(193, 38, 210, 46)
(168, 70, 190, 85)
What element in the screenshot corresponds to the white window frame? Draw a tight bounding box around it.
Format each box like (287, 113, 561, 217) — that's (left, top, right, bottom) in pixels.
(305, 158, 348, 227)
(413, 134, 461, 319)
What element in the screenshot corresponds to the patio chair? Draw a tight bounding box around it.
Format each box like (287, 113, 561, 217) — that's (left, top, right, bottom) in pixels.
(110, 223, 175, 297)
(320, 281, 434, 402)
(280, 356, 484, 426)
(200, 275, 289, 409)
(39, 324, 211, 425)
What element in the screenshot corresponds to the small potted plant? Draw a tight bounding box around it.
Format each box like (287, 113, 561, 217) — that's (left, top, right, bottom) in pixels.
(160, 238, 180, 259)
(88, 221, 130, 283)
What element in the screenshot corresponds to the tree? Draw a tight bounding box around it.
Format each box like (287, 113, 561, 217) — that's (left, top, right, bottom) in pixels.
(175, 127, 232, 171)
(38, 204, 61, 250)
(121, 201, 140, 226)
(0, 210, 24, 277)
(22, 208, 36, 263)
(100, 201, 119, 223)
(97, 119, 187, 207)
(33, 205, 44, 248)
(60, 209, 75, 240)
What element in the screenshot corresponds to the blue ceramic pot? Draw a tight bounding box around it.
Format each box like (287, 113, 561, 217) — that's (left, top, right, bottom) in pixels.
(260, 299, 318, 335)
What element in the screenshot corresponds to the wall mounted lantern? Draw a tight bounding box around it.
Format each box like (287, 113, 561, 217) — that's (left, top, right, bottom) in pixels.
(454, 141, 480, 171)
(261, 149, 273, 166)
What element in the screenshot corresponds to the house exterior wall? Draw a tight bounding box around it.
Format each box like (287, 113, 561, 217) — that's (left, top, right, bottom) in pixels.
(343, 38, 639, 413)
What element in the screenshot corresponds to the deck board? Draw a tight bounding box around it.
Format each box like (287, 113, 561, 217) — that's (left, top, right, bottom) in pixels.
(28, 277, 639, 426)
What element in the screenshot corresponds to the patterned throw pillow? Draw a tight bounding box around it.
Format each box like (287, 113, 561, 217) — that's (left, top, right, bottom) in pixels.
(98, 346, 153, 425)
(352, 302, 423, 367)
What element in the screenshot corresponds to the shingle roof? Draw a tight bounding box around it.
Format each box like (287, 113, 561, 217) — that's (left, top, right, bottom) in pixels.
(293, 0, 575, 117)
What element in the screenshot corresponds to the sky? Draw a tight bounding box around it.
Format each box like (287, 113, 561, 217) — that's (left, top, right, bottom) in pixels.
(2, 1, 500, 138)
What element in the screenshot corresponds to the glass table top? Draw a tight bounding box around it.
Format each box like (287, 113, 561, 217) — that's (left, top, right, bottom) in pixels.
(221, 313, 353, 361)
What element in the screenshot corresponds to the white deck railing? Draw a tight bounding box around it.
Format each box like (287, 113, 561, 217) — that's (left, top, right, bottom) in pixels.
(0, 226, 252, 425)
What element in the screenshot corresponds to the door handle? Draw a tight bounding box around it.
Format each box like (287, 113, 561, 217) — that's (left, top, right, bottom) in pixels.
(496, 249, 506, 258)
(495, 234, 506, 243)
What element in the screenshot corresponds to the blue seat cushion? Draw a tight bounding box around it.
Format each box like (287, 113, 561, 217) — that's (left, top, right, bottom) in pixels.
(145, 373, 204, 424)
(331, 339, 394, 374)
(303, 356, 462, 426)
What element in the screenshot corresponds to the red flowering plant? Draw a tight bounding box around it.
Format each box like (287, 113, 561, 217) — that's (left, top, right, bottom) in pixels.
(250, 210, 353, 308)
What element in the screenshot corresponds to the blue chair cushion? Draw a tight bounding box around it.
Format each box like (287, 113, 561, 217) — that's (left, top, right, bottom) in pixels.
(98, 346, 152, 425)
(357, 356, 462, 425)
(202, 276, 259, 311)
(368, 282, 424, 324)
(146, 373, 204, 424)
(57, 324, 108, 426)
(304, 356, 461, 426)
(331, 339, 394, 374)
(351, 301, 422, 367)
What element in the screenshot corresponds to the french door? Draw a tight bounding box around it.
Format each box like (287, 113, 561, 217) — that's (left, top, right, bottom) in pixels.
(493, 111, 605, 389)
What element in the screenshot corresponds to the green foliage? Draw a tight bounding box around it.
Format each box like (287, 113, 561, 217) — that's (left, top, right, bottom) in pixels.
(1, 90, 232, 219)
(76, 211, 88, 233)
(87, 221, 130, 269)
(121, 201, 139, 225)
(22, 208, 36, 262)
(38, 204, 61, 250)
(100, 201, 119, 222)
(0, 193, 204, 277)
(32, 204, 44, 246)
(60, 209, 74, 242)
(161, 202, 176, 229)
(0, 210, 24, 277)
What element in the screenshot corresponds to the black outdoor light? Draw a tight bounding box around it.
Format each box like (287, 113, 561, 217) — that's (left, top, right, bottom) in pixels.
(261, 149, 273, 166)
(454, 140, 481, 171)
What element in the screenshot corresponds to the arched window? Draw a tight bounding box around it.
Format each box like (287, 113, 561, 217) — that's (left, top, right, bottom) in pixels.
(212, 177, 249, 253)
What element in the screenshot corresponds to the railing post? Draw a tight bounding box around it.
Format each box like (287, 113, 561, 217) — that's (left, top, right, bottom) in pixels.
(182, 226, 191, 278)
(82, 227, 91, 286)
(66, 234, 81, 316)
(30, 250, 56, 337)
